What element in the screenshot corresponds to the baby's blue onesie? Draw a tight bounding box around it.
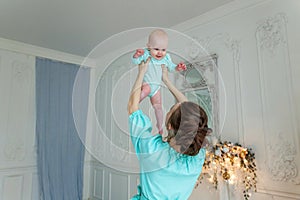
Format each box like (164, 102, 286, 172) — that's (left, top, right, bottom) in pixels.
(132, 49, 177, 97)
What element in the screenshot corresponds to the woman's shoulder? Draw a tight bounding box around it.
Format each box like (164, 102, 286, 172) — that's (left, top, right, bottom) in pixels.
(129, 109, 144, 119)
(129, 110, 152, 129)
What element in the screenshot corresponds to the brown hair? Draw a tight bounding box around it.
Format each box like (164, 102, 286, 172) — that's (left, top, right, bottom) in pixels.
(166, 101, 211, 156)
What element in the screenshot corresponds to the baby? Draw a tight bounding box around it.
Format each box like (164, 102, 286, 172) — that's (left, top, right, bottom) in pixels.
(132, 29, 186, 135)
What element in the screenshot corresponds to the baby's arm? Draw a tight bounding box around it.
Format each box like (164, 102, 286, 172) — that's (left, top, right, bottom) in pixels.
(165, 54, 187, 72)
(133, 49, 144, 58)
(132, 49, 149, 65)
(175, 62, 187, 71)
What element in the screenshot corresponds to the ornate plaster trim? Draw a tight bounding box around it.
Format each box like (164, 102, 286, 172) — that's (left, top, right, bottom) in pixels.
(256, 13, 288, 55)
(186, 33, 245, 144)
(267, 133, 300, 184)
(256, 13, 300, 185)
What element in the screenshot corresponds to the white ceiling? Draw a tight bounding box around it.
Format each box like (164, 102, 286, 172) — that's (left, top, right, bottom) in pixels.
(0, 0, 233, 57)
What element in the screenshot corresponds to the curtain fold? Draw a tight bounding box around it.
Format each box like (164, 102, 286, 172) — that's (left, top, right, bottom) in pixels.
(36, 57, 90, 200)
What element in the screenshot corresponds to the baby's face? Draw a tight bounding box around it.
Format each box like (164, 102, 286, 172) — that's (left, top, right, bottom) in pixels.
(147, 35, 168, 60)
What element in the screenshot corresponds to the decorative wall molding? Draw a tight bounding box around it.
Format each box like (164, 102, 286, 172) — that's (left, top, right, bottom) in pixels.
(0, 48, 38, 200)
(221, 34, 245, 146)
(111, 68, 130, 152)
(256, 12, 300, 197)
(256, 13, 288, 55)
(0, 37, 96, 67)
(0, 167, 38, 200)
(178, 53, 220, 138)
(0, 50, 35, 165)
(3, 139, 26, 161)
(3, 60, 32, 161)
(87, 162, 139, 200)
(2, 174, 24, 200)
(187, 33, 245, 144)
(173, 0, 270, 32)
(92, 168, 104, 200)
(267, 133, 299, 184)
(92, 61, 140, 173)
(108, 172, 128, 200)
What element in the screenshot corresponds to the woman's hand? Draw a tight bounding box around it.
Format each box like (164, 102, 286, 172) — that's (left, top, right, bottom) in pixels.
(161, 64, 169, 83)
(138, 57, 150, 75)
(161, 64, 188, 103)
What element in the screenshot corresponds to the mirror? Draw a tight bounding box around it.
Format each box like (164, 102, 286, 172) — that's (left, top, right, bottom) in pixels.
(176, 54, 219, 137)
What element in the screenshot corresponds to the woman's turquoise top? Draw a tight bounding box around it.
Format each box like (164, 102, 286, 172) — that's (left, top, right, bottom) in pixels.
(129, 110, 206, 200)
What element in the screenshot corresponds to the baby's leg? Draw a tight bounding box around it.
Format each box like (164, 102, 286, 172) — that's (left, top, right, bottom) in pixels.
(150, 90, 163, 135)
(140, 83, 151, 102)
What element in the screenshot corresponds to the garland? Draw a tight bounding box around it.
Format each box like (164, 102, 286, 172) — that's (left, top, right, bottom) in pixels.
(197, 141, 257, 200)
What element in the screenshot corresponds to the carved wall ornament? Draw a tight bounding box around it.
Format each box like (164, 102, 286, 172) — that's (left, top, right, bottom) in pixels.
(224, 38, 241, 63)
(186, 40, 201, 60)
(4, 137, 26, 161)
(188, 33, 244, 143)
(93, 133, 106, 160)
(187, 33, 241, 64)
(13, 61, 28, 85)
(186, 36, 212, 60)
(267, 133, 300, 184)
(186, 37, 199, 60)
(3, 60, 32, 162)
(256, 13, 288, 55)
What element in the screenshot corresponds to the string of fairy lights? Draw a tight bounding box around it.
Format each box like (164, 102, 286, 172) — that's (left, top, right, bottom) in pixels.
(197, 141, 257, 200)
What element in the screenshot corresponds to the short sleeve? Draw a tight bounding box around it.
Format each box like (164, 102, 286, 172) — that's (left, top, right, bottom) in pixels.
(129, 110, 152, 155)
(165, 54, 177, 72)
(131, 49, 150, 65)
(129, 110, 152, 139)
(129, 110, 166, 157)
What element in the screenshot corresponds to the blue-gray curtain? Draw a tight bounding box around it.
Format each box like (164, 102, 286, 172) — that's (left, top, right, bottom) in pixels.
(36, 57, 90, 200)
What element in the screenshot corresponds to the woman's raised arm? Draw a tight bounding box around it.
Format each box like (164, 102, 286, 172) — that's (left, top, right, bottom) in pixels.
(161, 65, 188, 103)
(127, 58, 150, 115)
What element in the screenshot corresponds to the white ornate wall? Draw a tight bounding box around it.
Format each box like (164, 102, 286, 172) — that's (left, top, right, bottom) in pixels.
(0, 41, 94, 200)
(179, 0, 300, 199)
(1, 0, 299, 200)
(0, 49, 38, 200)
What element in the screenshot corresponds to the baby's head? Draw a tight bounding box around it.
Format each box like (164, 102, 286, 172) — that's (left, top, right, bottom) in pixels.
(147, 29, 168, 60)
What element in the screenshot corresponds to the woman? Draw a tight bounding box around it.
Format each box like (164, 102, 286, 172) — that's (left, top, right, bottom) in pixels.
(128, 58, 211, 200)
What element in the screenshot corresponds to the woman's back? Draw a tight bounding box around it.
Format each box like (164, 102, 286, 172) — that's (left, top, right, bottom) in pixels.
(129, 110, 206, 200)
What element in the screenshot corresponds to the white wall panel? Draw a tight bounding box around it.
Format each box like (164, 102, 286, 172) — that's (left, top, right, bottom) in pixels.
(0, 49, 37, 199)
(87, 162, 139, 200)
(93, 168, 104, 200)
(31, 173, 39, 200)
(0, 49, 36, 169)
(255, 12, 300, 197)
(0, 42, 94, 200)
(109, 172, 128, 200)
(181, 0, 300, 199)
(2, 175, 23, 200)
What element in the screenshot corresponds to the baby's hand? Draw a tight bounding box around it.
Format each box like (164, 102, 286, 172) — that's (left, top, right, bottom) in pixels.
(176, 62, 187, 71)
(133, 49, 145, 58)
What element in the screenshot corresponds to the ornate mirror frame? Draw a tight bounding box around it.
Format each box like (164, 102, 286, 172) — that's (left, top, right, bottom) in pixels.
(175, 54, 219, 137)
